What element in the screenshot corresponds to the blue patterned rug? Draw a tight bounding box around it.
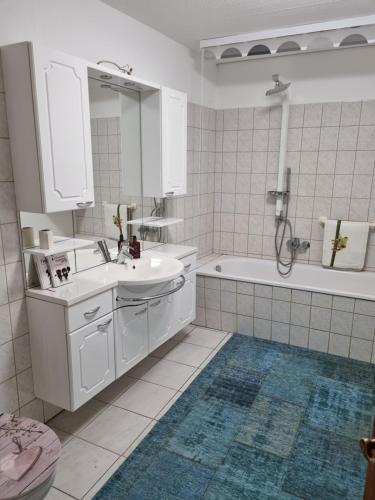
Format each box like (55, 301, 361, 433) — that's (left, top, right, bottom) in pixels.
(95, 334, 375, 499)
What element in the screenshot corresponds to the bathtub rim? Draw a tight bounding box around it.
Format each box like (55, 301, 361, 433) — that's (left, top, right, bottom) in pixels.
(197, 254, 375, 302)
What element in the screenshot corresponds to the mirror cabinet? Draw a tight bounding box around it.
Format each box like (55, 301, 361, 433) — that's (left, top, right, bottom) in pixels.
(1, 41, 188, 285)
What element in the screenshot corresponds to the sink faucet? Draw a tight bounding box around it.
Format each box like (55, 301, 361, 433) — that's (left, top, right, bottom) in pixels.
(97, 239, 112, 263)
(117, 244, 134, 265)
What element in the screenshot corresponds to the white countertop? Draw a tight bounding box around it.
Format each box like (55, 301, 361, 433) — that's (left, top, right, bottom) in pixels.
(147, 243, 197, 260)
(26, 244, 197, 307)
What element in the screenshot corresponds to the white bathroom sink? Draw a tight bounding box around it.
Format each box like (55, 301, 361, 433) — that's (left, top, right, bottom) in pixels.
(80, 256, 184, 287)
(116, 256, 184, 286)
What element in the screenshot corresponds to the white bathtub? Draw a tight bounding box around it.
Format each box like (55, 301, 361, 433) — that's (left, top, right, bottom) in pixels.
(198, 255, 375, 301)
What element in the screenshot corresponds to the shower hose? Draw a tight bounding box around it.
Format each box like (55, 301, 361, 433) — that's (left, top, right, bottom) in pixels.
(274, 195, 296, 276)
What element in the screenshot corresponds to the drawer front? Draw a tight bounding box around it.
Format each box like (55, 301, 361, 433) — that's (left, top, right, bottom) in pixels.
(180, 253, 196, 275)
(68, 313, 115, 410)
(66, 290, 112, 332)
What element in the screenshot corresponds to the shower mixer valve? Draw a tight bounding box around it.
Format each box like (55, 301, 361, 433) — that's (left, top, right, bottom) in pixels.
(287, 238, 310, 251)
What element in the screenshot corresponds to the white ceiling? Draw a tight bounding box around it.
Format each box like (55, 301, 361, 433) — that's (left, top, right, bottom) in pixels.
(101, 0, 375, 49)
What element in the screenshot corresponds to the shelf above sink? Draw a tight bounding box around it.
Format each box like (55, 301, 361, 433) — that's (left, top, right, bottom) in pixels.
(127, 217, 183, 228)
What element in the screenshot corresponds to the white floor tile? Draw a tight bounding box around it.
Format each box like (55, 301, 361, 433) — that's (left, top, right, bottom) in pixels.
(49, 399, 107, 435)
(113, 378, 176, 418)
(129, 357, 196, 390)
(95, 374, 134, 404)
(82, 456, 126, 499)
(126, 356, 159, 379)
(53, 437, 118, 499)
(78, 405, 151, 454)
(173, 324, 195, 341)
(50, 427, 73, 447)
(45, 487, 74, 500)
(163, 342, 212, 367)
(151, 338, 179, 358)
(155, 391, 182, 420)
(45, 328, 233, 499)
(182, 327, 228, 348)
(123, 420, 157, 457)
(179, 368, 202, 392)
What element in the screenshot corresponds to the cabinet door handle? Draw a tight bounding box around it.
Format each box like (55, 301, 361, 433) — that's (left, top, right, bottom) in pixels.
(84, 306, 100, 318)
(76, 201, 93, 208)
(165, 191, 174, 196)
(150, 299, 161, 308)
(184, 263, 191, 271)
(135, 308, 147, 316)
(97, 318, 112, 330)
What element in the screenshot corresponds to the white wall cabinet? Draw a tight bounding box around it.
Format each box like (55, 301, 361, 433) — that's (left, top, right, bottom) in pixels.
(68, 314, 115, 410)
(141, 87, 187, 198)
(1, 42, 94, 213)
(115, 303, 148, 377)
(161, 87, 187, 197)
(2, 42, 186, 209)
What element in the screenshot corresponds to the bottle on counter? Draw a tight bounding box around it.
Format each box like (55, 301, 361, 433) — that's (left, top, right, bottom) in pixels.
(130, 235, 141, 259)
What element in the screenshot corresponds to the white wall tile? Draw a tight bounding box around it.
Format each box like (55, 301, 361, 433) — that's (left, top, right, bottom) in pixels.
(330, 310, 353, 336)
(237, 293, 254, 316)
(352, 314, 375, 341)
(341, 101, 361, 126)
(271, 300, 290, 323)
(332, 296, 355, 312)
(311, 293, 332, 309)
(290, 325, 309, 347)
(271, 322, 289, 343)
(328, 333, 350, 357)
(13, 333, 31, 372)
(350, 338, 372, 362)
(254, 318, 271, 339)
(309, 329, 329, 352)
(291, 303, 310, 327)
(310, 306, 331, 331)
(0, 376, 19, 412)
(237, 315, 253, 336)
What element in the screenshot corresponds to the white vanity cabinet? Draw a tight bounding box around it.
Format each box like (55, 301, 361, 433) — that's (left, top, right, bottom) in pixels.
(1, 42, 94, 213)
(68, 314, 115, 409)
(27, 290, 116, 411)
(148, 294, 174, 351)
(176, 270, 196, 328)
(26, 250, 197, 411)
(115, 303, 149, 377)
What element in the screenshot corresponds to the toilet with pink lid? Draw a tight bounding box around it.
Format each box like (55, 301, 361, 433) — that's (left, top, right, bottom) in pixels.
(0, 414, 61, 500)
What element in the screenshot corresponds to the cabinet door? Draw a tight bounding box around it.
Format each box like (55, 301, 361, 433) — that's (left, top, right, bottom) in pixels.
(161, 87, 187, 197)
(176, 271, 196, 331)
(114, 304, 148, 377)
(31, 44, 94, 212)
(68, 313, 115, 410)
(148, 295, 174, 352)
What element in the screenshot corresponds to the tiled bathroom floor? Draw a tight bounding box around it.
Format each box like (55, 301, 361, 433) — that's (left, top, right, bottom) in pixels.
(45, 325, 231, 500)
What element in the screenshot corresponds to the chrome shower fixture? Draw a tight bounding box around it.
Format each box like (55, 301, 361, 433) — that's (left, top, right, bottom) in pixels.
(265, 74, 291, 96)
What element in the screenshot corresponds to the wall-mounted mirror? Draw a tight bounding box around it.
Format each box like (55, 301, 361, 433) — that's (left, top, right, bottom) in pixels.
(20, 65, 167, 288)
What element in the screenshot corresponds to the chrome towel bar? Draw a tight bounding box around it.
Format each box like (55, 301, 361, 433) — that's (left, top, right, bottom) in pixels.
(116, 275, 185, 306)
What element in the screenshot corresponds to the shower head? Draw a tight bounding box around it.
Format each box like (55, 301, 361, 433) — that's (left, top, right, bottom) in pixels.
(265, 74, 291, 96)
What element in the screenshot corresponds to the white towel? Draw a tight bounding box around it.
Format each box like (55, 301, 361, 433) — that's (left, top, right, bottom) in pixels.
(103, 203, 127, 241)
(322, 219, 369, 270)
